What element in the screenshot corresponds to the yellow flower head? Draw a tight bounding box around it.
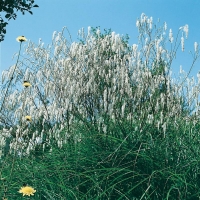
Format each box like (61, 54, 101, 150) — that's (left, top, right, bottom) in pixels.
(25, 116, 31, 122)
(18, 186, 36, 196)
(23, 81, 31, 88)
(16, 36, 27, 42)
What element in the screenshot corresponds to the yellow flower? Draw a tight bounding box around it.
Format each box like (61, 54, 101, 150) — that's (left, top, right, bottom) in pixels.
(16, 36, 27, 42)
(18, 186, 36, 196)
(25, 116, 31, 122)
(23, 81, 31, 88)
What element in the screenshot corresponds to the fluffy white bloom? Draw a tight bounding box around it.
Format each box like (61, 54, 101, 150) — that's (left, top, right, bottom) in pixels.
(111, 32, 115, 43)
(169, 29, 173, 43)
(132, 44, 138, 57)
(35, 136, 42, 145)
(78, 27, 85, 38)
(36, 70, 43, 82)
(164, 22, 167, 31)
(180, 65, 183, 74)
(194, 42, 198, 52)
(159, 111, 163, 124)
(52, 31, 57, 40)
(96, 29, 100, 37)
(103, 125, 107, 133)
(88, 26, 91, 36)
(145, 38, 148, 45)
(24, 68, 29, 80)
(149, 17, 153, 29)
(1, 70, 7, 84)
(121, 102, 126, 117)
(197, 72, 200, 84)
(0, 137, 6, 147)
(149, 16, 153, 23)
(46, 53, 49, 61)
(7, 65, 16, 80)
(54, 46, 59, 56)
(136, 20, 140, 27)
(140, 13, 145, 22)
(55, 35, 60, 43)
(162, 122, 167, 137)
(157, 51, 160, 61)
(183, 24, 189, 38)
(156, 39, 160, 51)
(38, 38, 42, 45)
(77, 29, 81, 37)
(17, 137, 24, 143)
(115, 34, 120, 45)
(181, 36, 184, 52)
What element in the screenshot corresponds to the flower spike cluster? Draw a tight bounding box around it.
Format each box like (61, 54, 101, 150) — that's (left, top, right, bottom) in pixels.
(0, 14, 199, 158)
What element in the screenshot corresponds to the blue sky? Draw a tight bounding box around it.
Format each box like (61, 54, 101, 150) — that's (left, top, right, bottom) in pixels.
(1, 0, 200, 89)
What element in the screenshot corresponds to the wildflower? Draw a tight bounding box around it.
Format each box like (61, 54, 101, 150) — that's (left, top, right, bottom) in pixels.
(18, 185, 36, 196)
(25, 116, 31, 122)
(16, 36, 27, 42)
(23, 81, 31, 88)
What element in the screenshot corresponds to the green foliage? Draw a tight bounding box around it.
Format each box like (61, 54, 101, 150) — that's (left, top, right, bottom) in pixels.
(0, 0, 39, 42)
(1, 114, 200, 199)
(78, 26, 132, 58)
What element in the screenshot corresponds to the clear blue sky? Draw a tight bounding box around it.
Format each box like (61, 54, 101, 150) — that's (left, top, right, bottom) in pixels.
(1, 0, 200, 88)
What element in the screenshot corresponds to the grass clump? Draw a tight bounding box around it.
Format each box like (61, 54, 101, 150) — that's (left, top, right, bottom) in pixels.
(0, 13, 200, 199)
